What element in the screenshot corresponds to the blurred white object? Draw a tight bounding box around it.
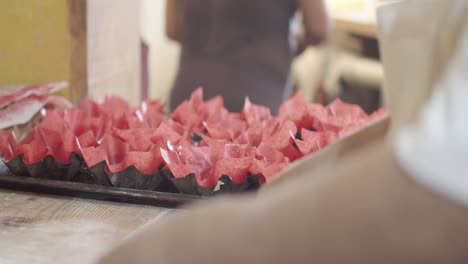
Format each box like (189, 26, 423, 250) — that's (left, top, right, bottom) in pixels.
(140, 0, 180, 104)
(380, 0, 468, 206)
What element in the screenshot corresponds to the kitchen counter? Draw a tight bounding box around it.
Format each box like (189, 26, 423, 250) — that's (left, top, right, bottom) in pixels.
(0, 189, 169, 264)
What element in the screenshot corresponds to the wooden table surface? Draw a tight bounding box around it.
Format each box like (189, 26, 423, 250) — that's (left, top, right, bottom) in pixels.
(0, 189, 169, 264)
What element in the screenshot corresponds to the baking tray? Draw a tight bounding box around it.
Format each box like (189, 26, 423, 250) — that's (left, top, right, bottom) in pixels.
(0, 173, 204, 208)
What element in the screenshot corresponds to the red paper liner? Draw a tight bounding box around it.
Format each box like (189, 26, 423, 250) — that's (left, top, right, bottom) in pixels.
(0, 87, 390, 196)
(0, 82, 68, 109)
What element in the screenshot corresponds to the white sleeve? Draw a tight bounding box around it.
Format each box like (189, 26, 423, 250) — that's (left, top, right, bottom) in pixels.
(394, 24, 468, 206)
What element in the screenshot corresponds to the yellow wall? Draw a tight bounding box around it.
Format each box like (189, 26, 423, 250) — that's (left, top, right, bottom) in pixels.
(0, 0, 71, 98)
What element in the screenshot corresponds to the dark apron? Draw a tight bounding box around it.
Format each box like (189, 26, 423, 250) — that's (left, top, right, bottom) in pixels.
(169, 0, 296, 113)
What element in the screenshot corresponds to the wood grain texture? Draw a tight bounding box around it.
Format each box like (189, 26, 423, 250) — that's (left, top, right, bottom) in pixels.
(68, 0, 88, 104)
(0, 189, 169, 264)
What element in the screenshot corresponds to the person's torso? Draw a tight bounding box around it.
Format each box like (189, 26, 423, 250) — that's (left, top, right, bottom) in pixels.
(172, 0, 296, 111)
(180, 0, 296, 74)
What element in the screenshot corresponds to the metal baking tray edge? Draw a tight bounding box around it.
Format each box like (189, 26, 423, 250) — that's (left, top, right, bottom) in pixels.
(0, 174, 203, 208)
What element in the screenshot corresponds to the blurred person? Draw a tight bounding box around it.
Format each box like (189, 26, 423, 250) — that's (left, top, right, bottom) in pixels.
(99, 2, 468, 263)
(166, 0, 329, 112)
